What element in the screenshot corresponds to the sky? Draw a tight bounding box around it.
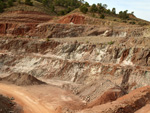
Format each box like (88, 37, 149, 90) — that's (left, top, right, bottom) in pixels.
(85, 0, 150, 21)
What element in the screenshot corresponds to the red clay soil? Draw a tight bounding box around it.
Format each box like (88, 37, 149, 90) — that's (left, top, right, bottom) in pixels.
(0, 11, 53, 36)
(58, 14, 85, 24)
(79, 86, 150, 113)
(86, 87, 125, 108)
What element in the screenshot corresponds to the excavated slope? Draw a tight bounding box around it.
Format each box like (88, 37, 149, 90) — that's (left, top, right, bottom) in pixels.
(0, 11, 146, 38)
(1, 73, 46, 86)
(79, 86, 150, 113)
(0, 37, 150, 112)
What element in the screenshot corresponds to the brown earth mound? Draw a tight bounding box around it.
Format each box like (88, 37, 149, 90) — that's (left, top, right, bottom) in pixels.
(79, 86, 150, 113)
(1, 73, 46, 86)
(87, 87, 126, 108)
(58, 14, 85, 24)
(0, 94, 22, 113)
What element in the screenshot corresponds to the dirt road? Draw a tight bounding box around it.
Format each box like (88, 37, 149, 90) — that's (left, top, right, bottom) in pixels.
(0, 83, 56, 113)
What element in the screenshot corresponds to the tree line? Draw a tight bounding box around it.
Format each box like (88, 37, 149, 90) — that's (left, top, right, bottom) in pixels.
(0, 0, 33, 13)
(79, 2, 133, 20)
(0, 0, 133, 20)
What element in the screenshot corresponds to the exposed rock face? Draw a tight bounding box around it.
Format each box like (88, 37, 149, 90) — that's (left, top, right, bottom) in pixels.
(0, 11, 150, 113)
(0, 22, 109, 38)
(0, 39, 150, 103)
(0, 22, 145, 38)
(0, 11, 146, 38)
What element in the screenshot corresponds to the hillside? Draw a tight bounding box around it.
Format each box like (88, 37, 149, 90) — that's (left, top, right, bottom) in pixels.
(0, 0, 149, 26)
(0, 0, 81, 15)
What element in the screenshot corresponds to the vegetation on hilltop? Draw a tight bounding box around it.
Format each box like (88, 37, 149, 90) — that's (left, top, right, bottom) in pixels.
(79, 2, 149, 26)
(0, 0, 149, 26)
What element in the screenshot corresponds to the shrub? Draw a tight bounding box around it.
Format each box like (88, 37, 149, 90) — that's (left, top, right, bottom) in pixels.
(25, 0, 33, 6)
(119, 10, 129, 19)
(108, 41, 114, 45)
(46, 37, 50, 41)
(58, 10, 65, 15)
(100, 14, 105, 19)
(129, 21, 136, 25)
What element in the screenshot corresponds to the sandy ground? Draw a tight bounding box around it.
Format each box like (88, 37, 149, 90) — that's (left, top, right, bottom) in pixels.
(0, 82, 85, 113)
(0, 83, 56, 113)
(135, 104, 150, 113)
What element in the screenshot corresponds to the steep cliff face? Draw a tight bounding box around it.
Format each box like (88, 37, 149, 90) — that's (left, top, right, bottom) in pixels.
(0, 38, 150, 102)
(0, 22, 145, 38)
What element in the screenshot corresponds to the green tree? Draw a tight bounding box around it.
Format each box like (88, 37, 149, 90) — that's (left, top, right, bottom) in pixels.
(90, 4, 97, 13)
(112, 8, 116, 14)
(58, 10, 65, 15)
(97, 3, 104, 14)
(106, 9, 111, 14)
(131, 11, 134, 15)
(84, 2, 89, 7)
(0, 1, 5, 13)
(103, 4, 107, 9)
(80, 5, 88, 14)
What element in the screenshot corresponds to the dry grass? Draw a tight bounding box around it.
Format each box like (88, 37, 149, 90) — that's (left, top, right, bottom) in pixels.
(143, 27, 150, 37)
